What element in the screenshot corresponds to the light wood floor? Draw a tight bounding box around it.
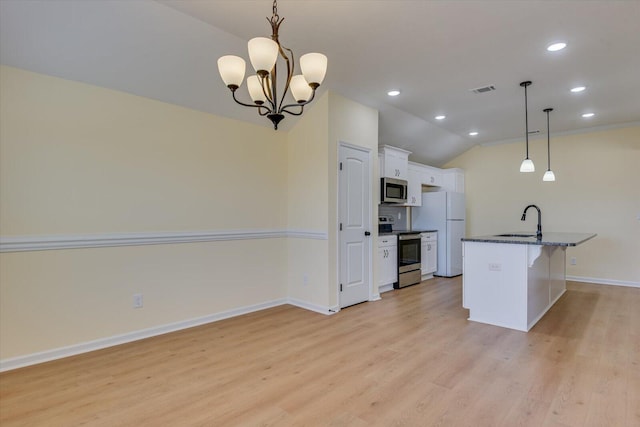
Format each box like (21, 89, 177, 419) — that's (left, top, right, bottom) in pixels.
(1, 278, 639, 426)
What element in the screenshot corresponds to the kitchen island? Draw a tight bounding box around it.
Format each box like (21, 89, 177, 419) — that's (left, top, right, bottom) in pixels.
(461, 232, 596, 331)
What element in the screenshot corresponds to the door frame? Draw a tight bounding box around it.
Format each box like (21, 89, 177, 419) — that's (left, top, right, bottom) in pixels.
(336, 141, 374, 309)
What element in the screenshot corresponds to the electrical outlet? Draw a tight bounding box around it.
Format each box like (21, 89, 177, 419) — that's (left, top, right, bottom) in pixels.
(488, 263, 502, 271)
(133, 293, 143, 308)
(570, 257, 577, 265)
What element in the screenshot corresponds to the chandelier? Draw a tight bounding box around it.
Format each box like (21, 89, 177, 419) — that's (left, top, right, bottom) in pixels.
(217, 0, 327, 130)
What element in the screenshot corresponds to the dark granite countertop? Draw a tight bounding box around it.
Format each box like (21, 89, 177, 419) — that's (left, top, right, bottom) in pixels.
(462, 232, 597, 247)
(379, 229, 437, 236)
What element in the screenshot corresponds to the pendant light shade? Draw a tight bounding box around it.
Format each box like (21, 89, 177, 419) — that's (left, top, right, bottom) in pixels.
(520, 158, 535, 173)
(519, 81, 535, 172)
(543, 108, 556, 182)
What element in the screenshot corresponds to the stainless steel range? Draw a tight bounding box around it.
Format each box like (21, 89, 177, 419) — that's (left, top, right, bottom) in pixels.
(379, 215, 422, 289)
(396, 232, 422, 288)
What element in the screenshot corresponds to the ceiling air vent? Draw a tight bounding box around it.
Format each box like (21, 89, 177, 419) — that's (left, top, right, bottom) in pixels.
(469, 85, 496, 94)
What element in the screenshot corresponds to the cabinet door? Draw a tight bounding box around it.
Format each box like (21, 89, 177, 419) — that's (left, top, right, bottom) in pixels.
(406, 166, 422, 206)
(382, 150, 408, 180)
(421, 240, 429, 275)
(385, 245, 398, 284)
(427, 171, 442, 186)
(426, 241, 437, 273)
(378, 245, 398, 286)
(440, 170, 465, 193)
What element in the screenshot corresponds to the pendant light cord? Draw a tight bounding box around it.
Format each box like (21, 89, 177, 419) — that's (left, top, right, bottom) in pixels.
(544, 107, 554, 170)
(520, 81, 532, 159)
(524, 84, 529, 157)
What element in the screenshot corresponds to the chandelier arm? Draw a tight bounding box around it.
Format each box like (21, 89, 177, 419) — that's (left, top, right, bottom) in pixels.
(275, 45, 295, 114)
(280, 106, 304, 116)
(280, 87, 317, 113)
(231, 89, 273, 114)
(258, 74, 276, 111)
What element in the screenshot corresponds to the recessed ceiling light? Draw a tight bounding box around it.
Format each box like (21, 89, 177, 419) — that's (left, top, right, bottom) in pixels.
(435, 115, 446, 120)
(547, 42, 567, 52)
(387, 90, 400, 97)
(570, 86, 586, 93)
(469, 131, 478, 136)
(582, 113, 595, 118)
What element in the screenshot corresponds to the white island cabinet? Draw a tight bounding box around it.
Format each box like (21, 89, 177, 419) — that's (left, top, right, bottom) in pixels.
(462, 232, 596, 332)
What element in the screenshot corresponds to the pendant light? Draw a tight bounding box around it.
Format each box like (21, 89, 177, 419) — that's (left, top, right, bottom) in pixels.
(519, 81, 535, 172)
(542, 108, 556, 182)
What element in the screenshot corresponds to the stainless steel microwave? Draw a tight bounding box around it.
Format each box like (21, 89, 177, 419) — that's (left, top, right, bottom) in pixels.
(380, 177, 408, 204)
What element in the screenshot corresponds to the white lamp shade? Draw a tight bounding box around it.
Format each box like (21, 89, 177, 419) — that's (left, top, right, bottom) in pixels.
(217, 55, 246, 87)
(247, 76, 267, 104)
(290, 75, 313, 102)
(248, 37, 279, 74)
(520, 158, 535, 172)
(300, 53, 327, 86)
(543, 170, 556, 181)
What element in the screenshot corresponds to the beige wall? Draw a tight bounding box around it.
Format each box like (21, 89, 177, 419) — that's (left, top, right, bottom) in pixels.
(0, 66, 289, 360)
(286, 92, 330, 308)
(327, 93, 379, 306)
(0, 67, 381, 363)
(285, 92, 379, 309)
(445, 126, 640, 285)
(0, 67, 287, 234)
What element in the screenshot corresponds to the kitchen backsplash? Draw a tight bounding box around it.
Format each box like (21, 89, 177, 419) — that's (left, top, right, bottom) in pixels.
(379, 205, 410, 230)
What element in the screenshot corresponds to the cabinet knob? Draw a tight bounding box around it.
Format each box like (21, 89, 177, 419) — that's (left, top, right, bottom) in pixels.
(364, 231, 371, 236)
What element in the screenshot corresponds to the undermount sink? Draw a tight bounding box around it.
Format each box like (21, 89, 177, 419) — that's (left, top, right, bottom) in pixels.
(495, 233, 537, 238)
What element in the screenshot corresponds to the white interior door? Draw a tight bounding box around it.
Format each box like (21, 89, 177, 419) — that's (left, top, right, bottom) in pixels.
(339, 144, 372, 308)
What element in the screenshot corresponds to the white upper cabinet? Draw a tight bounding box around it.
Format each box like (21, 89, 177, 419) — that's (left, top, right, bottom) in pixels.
(406, 164, 423, 206)
(379, 145, 410, 180)
(441, 168, 465, 193)
(422, 165, 442, 187)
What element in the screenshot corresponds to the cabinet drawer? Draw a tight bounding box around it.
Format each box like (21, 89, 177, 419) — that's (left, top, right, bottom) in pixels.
(421, 232, 437, 242)
(378, 235, 398, 248)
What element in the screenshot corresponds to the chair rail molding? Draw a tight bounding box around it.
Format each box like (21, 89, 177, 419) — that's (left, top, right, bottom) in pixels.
(0, 229, 328, 253)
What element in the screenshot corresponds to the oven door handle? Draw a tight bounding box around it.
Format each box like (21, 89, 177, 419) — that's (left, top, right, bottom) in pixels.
(398, 234, 421, 240)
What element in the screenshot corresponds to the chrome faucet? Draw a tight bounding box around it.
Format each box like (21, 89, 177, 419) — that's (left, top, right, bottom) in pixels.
(521, 204, 542, 240)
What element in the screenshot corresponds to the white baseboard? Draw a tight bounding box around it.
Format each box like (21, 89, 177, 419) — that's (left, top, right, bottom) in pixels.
(379, 283, 395, 294)
(566, 275, 640, 288)
(287, 297, 338, 315)
(0, 298, 288, 372)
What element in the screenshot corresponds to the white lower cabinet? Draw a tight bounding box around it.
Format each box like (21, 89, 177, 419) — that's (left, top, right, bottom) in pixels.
(378, 235, 397, 290)
(421, 232, 437, 278)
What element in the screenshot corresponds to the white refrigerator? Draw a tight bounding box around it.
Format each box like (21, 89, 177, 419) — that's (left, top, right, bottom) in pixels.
(412, 192, 465, 277)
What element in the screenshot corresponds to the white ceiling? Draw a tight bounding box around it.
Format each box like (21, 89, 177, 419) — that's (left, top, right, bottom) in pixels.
(1, 0, 639, 166)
